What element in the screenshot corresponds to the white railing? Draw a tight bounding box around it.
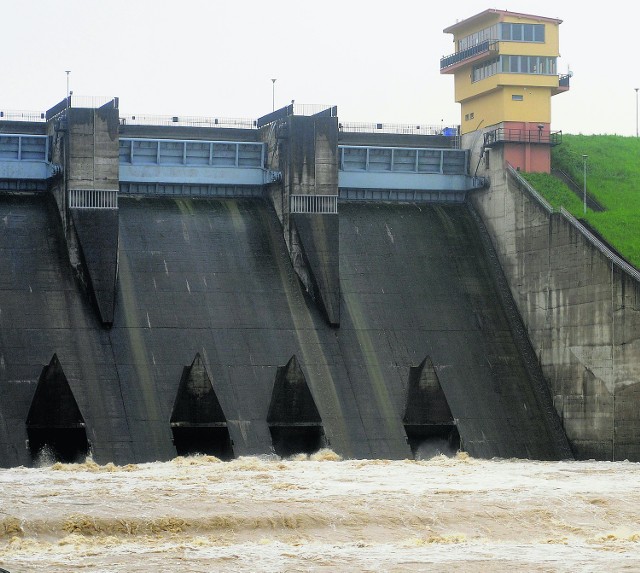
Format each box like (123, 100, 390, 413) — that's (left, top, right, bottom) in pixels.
(290, 194, 338, 214)
(340, 121, 459, 139)
(120, 114, 257, 129)
(0, 110, 46, 122)
(68, 189, 118, 209)
(68, 95, 117, 109)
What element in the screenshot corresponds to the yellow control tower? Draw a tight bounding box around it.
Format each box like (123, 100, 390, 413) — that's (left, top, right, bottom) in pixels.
(441, 9, 569, 172)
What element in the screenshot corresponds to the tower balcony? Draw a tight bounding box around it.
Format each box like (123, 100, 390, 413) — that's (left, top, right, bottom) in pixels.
(483, 127, 562, 147)
(440, 40, 499, 74)
(553, 73, 571, 95)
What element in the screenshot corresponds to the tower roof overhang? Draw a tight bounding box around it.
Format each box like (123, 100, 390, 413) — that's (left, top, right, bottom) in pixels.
(443, 9, 562, 34)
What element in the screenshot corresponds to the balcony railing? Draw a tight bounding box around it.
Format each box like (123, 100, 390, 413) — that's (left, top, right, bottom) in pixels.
(553, 72, 572, 94)
(484, 128, 562, 147)
(440, 40, 498, 71)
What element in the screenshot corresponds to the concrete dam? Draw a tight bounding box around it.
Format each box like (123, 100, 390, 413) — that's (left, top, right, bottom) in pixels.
(9, 96, 632, 466)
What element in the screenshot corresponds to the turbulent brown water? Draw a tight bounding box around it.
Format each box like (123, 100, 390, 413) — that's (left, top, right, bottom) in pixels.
(1, 451, 639, 572)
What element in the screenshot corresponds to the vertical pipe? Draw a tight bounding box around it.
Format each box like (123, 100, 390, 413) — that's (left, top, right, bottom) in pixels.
(582, 154, 588, 215)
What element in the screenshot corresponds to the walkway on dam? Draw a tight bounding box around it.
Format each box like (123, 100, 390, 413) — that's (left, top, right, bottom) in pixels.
(0, 194, 570, 466)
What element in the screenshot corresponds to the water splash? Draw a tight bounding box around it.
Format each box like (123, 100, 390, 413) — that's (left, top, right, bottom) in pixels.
(33, 444, 56, 468)
(414, 438, 458, 460)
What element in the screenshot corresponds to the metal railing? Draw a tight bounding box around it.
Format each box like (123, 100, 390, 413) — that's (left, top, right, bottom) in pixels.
(0, 110, 46, 122)
(440, 40, 499, 70)
(257, 104, 337, 128)
(484, 128, 562, 146)
(560, 208, 640, 282)
(120, 114, 257, 129)
(290, 194, 338, 214)
(558, 73, 571, 88)
(509, 165, 640, 281)
(290, 103, 336, 117)
(67, 95, 118, 109)
(507, 164, 554, 213)
(68, 189, 118, 209)
(339, 121, 457, 136)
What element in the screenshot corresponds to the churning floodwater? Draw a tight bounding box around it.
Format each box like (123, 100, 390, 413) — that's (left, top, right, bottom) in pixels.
(1, 451, 639, 572)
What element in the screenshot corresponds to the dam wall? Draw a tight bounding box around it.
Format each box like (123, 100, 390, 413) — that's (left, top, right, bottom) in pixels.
(0, 193, 571, 466)
(0, 102, 579, 465)
(468, 139, 640, 460)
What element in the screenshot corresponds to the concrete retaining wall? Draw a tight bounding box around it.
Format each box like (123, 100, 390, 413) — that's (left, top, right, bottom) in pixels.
(469, 143, 640, 460)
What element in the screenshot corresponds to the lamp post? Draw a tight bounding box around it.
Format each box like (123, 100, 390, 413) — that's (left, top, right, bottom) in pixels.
(635, 88, 639, 137)
(65, 70, 71, 104)
(271, 78, 277, 111)
(582, 154, 588, 215)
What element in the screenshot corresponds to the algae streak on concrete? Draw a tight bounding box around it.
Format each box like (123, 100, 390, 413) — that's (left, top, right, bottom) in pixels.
(470, 155, 640, 461)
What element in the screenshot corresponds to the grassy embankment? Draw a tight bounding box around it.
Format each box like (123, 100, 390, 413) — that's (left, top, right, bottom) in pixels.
(521, 135, 640, 268)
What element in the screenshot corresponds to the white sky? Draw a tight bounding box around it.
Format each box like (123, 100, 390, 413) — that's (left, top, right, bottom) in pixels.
(2, 1, 635, 135)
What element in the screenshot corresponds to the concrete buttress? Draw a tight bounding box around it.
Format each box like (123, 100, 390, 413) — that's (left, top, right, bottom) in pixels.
(262, 113, 340, 326)
(46, 100, 120, 325)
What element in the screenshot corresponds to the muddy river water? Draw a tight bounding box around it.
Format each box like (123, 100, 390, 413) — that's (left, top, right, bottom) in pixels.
(1, 451, 639, 572)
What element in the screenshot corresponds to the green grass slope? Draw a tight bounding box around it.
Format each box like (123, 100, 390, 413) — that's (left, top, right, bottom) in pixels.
(521, 135, 640, 268)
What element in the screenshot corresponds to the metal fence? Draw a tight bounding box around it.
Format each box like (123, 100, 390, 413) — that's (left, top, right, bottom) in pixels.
(0, 110, 46, 122)
(120, 114, 257, 129)
(68, 189, 118, 209)
(290, 194, 338, 214)
(68, 95, 117, 109)
(339, 121, 458, 136)
(290, 104, 337, 117)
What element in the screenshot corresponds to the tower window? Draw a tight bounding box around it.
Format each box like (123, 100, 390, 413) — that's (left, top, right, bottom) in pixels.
(500, 23, 545, 43)
(472, 55, 556, 83)
(512, 94, 524, 101)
